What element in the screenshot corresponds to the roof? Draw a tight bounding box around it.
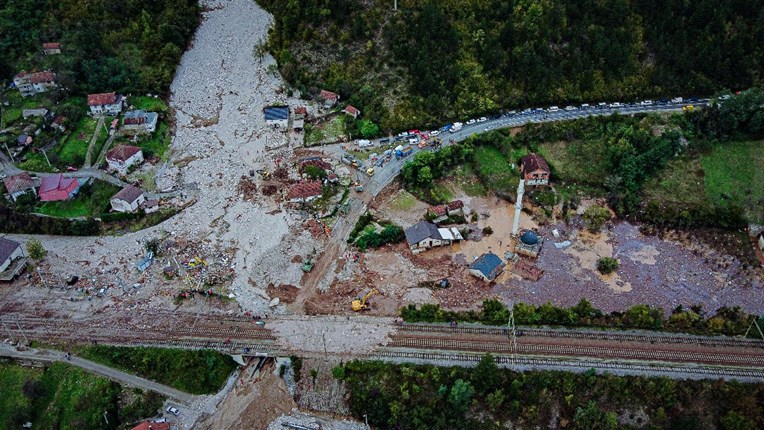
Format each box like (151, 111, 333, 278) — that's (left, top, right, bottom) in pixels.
(320, 90, 338, 101)
(294, 106, 307, 114)
(4, 172, 35, 194)
(29, 71, 55, 84)
(520, 153, 549, 175)
(286, 181, 323, 200)
(87, 92, 118, 106)
(53, 116, 65, 125)
(299, 159, 332, 172)
(17, 134, 29, 144)
(264, 106, 289, 121)
(447, 200, 464, 210)
(38, 174, 78, 195)
(131, 421, 170, 430)
(140, 199, 158, 208)
(344, 105, 360, 116)
(112, 185, 144, 203)
(0, 238, 21, 263)
(106, 145, 142, 162)
(405, 220, 442, 245)
(428, 205, 447, 217)
(469, 253, 505, 280)
(520, 230, 539, 245)
(124, 110, 147, 125)
(43, 42, 61, 49)
(438, 228, 454, 241)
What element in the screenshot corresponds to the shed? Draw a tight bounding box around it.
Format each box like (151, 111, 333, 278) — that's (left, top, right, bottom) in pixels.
(468, 253, 505, 282)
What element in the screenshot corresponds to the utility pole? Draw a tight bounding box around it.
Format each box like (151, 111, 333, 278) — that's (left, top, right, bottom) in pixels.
(15, 320, 28, 345)
(3, 142, 14, 162)
(393, 0, 397, 11)
(41, 148, 51, 167)
(508, 301, 517, 370)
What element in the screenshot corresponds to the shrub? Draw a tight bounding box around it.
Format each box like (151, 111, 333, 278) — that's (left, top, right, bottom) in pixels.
(27, 239, 47, 260)
(597, 257, 619, 274)
(482, 226, 493, 235)
(582, 205, 611, 232)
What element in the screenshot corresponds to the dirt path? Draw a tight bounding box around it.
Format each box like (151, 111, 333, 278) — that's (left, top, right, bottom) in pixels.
(83, 116, 105, 167)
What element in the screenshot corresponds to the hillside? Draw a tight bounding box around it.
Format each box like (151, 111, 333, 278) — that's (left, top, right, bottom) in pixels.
(260, 0, 763, 133)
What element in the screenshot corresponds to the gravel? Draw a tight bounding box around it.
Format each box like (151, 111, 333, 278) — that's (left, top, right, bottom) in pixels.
(270, 315, 396, 355)
(268, 410, 368, 430)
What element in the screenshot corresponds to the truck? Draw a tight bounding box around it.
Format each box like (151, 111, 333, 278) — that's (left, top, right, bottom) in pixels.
(356, 139, 372, 148)
(441, 123, 453, 132)
(449, 122, 463, 133)
(395, 146, 413, 160)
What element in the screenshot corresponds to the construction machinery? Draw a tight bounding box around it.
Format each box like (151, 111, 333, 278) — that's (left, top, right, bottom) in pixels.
(257, 169, 271, 180)
(355, 172, 364, 192)
(352, 288, 379, 311)
(366, 167, 375, 177)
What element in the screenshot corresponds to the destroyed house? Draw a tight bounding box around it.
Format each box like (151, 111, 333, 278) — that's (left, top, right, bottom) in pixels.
(319, 90, 339, 108)
(3, 172, 37, 202)
(0, 238, 26, 281)
(264, 106, 289, 128)
(405, 220, 463, 253)
(286, 181, 323, 203)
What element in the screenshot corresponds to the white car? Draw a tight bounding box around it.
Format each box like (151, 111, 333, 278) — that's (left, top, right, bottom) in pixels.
(547, 106, 559, 112)
(640, 100, 653, 106)
(429, 130, 440, 136)
(564, 106, 577, 111)
(466, 119, 477, 125)
(609, 102, 622, 108)
(580, 103, 591, 109)
(166, 406, 180, 416)
(478, 117, 487, 122)
(671, 97, 683, 104)
(719, 94, 731, 100)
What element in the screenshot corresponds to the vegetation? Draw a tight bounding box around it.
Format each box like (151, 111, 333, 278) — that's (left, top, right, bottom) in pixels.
(0, 361, 164, 429)
(26, 239, 47, 260)
(597, 257, 620, 275)
(355, 224, 404, 251)
(0, 203, 101, 235)
(401, 143, 474, 203)
(336, 357, 763, 430)
(75, 345, 239, 395)
(583, 205, 611, 233)
(134, 122, 172, 160)
(0, 0, 200, 95)
(260, 0, 761, 134)
(401, 299, 764, 338)
(34, 180, 119, 218)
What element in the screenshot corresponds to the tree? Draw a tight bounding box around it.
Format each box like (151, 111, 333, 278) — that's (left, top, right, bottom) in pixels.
(573, 401, 618, 430)
(27, 239, 47, 260)
(472, 354, 500, 394)
(357, 119, 380, 138)
(597, 257, 619, 274)
(303, 165, 326, 180)
(447, 379, 474, 412)
(582, 205, 611, 232)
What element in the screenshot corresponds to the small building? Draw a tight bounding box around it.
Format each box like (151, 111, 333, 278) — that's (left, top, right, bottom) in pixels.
(520, 153, 550, 186)
(42, 42, 62, 55)
(16, 134, 32, 146)
(3, 172, 37, 202)
(0, 238, 26, 281)
(293, 106, 307, 120)
(343, 105, 360, 119)
(319, 90, 339, 109)
(515, 230, 543, 258)
(140, 199, 159, 214)
(404, 220, 462, 253)
(264, 106, 289, 128)
(22, 108, 49, 119)
(122, 110, 158, 134)
(110, 185, 145, 212)
(51, 116, 66, 132)
(468, 252, 505, 282)
(106, 145, 144, 175)
(13, 70, 57, 97)
(286, 181, 323, 203)
(38, 174, 79, 202)
(87, 92, 124, 116)
(427, 200, 465, 222)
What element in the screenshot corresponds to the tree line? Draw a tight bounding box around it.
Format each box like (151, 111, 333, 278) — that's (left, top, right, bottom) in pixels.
(260, 0, 762, 134)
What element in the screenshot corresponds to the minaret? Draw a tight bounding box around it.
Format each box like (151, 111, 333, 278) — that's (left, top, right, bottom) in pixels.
(512, 179, 525, 236)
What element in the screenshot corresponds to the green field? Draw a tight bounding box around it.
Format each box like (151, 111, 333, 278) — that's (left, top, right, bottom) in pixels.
(17, 152, 56, 173)
(0, 361, 164, 429)
(76, 345, 239, 395)
(472, 145, 518, 195)
(55, 116, 99, 166)
(537, 140, 611, 186)
(35, 180, 119, 218)
(138, 122, 172, 159)
(130, 96, 169, 113)
(701, 140, 764, 223)
(306, 116, 346, 146)
(389, 190, 418, 211)
(451, 164, 487, 197)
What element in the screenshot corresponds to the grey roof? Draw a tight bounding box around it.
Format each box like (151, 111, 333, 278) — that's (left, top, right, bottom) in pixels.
(0, 238, 21, 263)
(264, 106, 289, 121)
(405, 220, 442, 246)
(112, 185, 144, 203)
(469, 253, 504, 280)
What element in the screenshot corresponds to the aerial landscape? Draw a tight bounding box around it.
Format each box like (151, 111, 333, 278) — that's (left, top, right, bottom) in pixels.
(0, 0, 763, 429)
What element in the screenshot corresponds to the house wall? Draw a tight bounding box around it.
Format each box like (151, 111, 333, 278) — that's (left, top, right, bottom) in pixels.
(265, 118, 289, 128)
(468, 268, 490, 282)
(524, 169, 549, 186)
(111, 195, 145, 212)
(0, 246, 22, 273)
(416, 238, 443, 249)
(107, 152, 144, 174)
(90, 102, 122, 116)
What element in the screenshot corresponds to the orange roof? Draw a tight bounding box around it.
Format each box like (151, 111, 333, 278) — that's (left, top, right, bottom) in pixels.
(520, 153, 549, 174)
(344, 105, 360, 116)
(287, 181, 323, 200)
(320, 90, 338, 101)
(88, 92, 118, 106)
(106, 145, 142, 162)
(43, 42, 61, 49)
(131, 421, 170, 430)
(294, 106, 307, 114)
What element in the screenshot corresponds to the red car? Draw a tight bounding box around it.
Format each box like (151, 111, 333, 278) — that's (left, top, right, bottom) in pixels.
(66, 166, 78, 172)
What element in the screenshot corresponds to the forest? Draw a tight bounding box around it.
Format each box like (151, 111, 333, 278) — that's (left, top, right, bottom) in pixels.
(259, 0, 763, 133)
(0, 0, 200, 95)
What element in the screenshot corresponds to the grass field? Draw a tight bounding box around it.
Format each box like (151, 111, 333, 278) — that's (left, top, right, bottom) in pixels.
(701, 140, 764, 223)
(55, 116, 99, 166)
(472, 145, 518, 195)
(35, 180, 119, 218)
(306, 116, 346, 146)
(451, 164, 487, 197)
(130, 96, 169, 112)
(389, 190, 418, 211)
(75, 345, 239, 394)
(537, 140, 611, 186)
(643, 156, 708, 208)
(138, 122, 172, 159)
(17, 152, 56, 173)
(0, 361, 164, 429)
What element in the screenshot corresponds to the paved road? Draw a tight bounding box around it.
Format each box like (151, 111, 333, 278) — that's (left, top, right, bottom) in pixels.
(0, 344, 197, 404)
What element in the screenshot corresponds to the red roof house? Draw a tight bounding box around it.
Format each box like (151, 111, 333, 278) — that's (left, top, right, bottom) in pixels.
(42, 42, 61, 55)
(131, 421, 170, 430)
(343, 105, 360, 119)
(106, 145, 144, 174)
(3, 172, 37, 201)
(319, 90, 339, 108)
(286, 181, 323, 203)
(520, 153, 550, 186)
(38, 174, 79, 202)
(87, 92, 124, 116)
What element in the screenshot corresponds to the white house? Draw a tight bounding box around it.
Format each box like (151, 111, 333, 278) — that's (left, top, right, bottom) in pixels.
(0, 237, 24, 275)
(122, 110, 158, 134)
(13, 71, 57, 97)
(87, 92, 124, 116)
(110, 185, 145, 212)
(105, 145, 144, 175)
(264, 106, 289, 128)
(404, 220, 463, 253)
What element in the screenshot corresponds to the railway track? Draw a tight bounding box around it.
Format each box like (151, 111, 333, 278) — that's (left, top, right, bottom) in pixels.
(398, 323, 763, 349)
(388, 337, 761, 367)
(370, 350, 763, 380)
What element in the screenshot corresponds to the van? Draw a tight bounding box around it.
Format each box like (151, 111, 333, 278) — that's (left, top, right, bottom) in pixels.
(408, 138, 418, 145)
(357, 139, 372, 147)
(547, 106, 559, 112)
(671, 97, 683, 104)
(580, 104, 591, 109)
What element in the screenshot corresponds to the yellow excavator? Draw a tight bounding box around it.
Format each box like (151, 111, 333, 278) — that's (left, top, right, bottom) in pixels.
(257, 169, 271, 180)
(352, 288, 379, 311)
